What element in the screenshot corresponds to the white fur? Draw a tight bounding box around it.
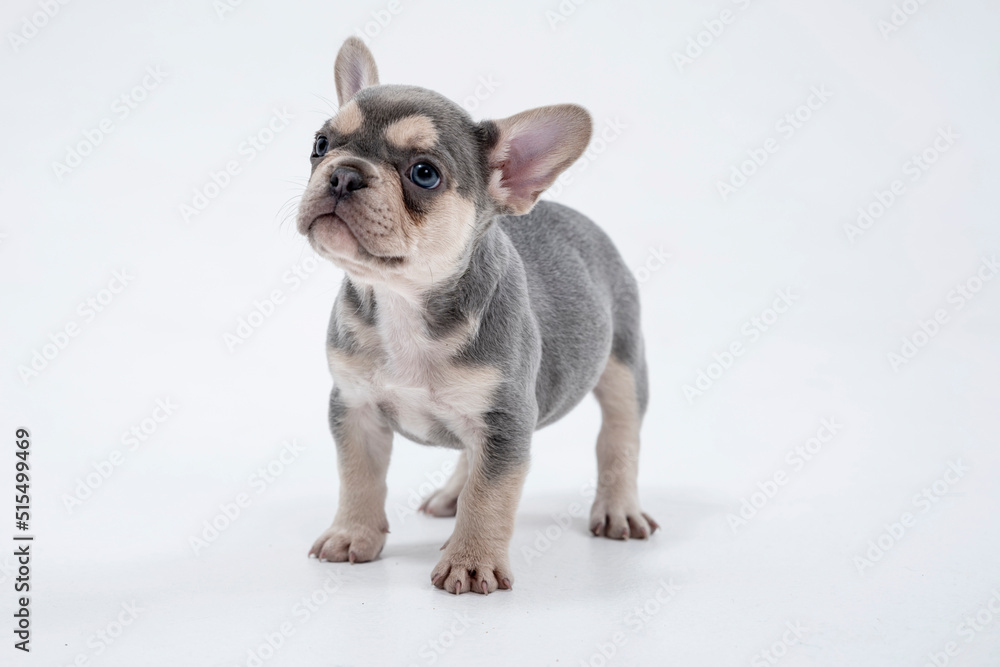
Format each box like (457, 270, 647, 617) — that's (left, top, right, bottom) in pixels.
(328, 287, 497, 448)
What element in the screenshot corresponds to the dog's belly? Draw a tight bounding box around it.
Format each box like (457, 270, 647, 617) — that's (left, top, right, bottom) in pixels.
(498, 202, 623, 426)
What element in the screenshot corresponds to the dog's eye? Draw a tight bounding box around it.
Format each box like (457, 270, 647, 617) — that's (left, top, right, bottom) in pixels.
(408, 162, 441, 189)
(313, 135, 329, 157)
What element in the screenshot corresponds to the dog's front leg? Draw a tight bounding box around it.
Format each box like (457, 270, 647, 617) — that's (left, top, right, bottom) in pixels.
(431, 420, 529, 594)
(310, 391, 392, 563)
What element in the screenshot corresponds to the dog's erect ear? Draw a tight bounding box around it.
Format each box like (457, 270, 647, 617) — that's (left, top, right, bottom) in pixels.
(484, 104, 592, 215)
(334, 37, 380, 106)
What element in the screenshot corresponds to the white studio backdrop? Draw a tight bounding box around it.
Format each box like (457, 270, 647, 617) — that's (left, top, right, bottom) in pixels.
(1, 0, 998, 665)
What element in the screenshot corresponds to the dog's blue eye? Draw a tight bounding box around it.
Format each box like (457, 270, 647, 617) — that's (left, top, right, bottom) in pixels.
(313, 136, 328, 157)
(409, 162, 441, 189)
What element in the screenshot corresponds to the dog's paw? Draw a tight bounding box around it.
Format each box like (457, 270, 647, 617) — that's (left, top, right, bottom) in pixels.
(309, 522, 387, 563)
(431, 539, 513, 595)
(589, 495, 659, 540)
(419, 489, 459, 517)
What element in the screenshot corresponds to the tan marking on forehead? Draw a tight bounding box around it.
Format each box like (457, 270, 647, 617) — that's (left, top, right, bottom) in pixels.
(330, 100, 363, 134)
(384, 115, 438, 151)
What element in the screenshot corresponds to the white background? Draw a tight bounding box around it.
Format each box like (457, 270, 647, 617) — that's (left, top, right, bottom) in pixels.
(2, 0, 999, 665)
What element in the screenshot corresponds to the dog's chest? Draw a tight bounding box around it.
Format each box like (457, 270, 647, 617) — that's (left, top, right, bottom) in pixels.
(328, 292, 496, 447)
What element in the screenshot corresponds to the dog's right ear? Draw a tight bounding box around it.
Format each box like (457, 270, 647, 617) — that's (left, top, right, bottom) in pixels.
(334, 37, 380, 106)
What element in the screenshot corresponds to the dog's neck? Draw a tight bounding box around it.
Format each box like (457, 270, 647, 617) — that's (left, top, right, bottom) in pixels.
(348, 220, 509, 340)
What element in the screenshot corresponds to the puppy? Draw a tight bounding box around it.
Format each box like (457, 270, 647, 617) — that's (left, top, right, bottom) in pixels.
(298, 37, 657, 594)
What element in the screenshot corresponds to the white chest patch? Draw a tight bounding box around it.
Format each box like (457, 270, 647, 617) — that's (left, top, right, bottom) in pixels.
(327, 289, 498, 448)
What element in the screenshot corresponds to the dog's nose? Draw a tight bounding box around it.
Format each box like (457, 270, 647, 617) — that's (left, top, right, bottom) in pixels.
(329, 166, 366, 198)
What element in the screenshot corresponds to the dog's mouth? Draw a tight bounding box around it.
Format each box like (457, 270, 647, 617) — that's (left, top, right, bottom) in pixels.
(307, 212, 362, 257)
(307, 212, 352, 240)
(307, 212, 405, 266)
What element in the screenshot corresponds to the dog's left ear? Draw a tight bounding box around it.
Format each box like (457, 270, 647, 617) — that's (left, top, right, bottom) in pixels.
(484, 104, 592, 215)
(334, 37, 380, 106)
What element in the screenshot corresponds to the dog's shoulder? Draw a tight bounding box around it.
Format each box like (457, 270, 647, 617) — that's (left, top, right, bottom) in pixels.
(498, 200, 599, 247)
(498, 200, 631, 290)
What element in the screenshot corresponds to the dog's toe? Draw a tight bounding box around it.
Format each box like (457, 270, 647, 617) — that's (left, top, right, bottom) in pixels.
(431, 543, 511, 595)
(309, 523, 385, 562)
(590, 496, 657, 540)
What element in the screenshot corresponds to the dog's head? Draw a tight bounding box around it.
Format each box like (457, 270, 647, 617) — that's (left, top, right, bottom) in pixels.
(297, 37, 592, 287)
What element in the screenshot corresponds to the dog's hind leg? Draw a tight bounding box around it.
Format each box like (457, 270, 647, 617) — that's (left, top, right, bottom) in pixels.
(419, 451, 469, 517)
(589, 355, 658, 539)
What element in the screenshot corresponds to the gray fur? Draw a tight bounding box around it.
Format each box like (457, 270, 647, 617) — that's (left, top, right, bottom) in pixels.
(304, 39, 655, 582)
(325, 200, 646, 479)
(312, 84, 649, 478)
(313, 84, 495, 210)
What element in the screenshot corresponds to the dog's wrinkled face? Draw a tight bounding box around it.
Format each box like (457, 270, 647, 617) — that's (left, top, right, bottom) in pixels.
(297, 85, 492, 286)
(297, 37, 593, 288)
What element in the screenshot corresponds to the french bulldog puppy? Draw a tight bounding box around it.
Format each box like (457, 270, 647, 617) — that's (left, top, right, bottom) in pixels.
(299, 37, 657, 594)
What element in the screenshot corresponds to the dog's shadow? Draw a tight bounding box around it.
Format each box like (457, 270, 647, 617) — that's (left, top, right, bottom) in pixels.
(384, 539, 451, 560)
(380, 486, 725, 564)
(514, 487, 726, 547)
